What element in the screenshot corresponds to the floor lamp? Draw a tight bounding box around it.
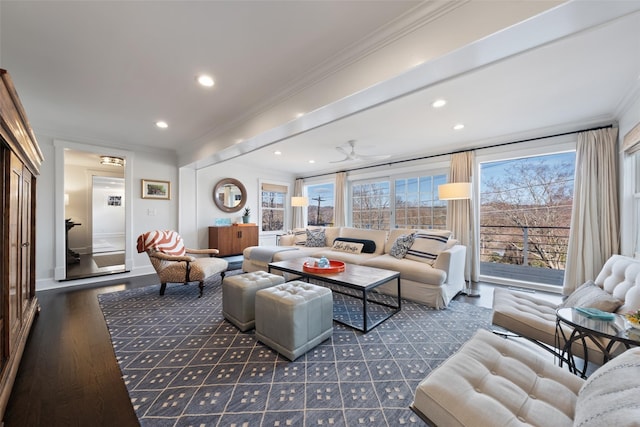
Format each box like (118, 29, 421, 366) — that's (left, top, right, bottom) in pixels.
(438, 182, 480, 297)
(291, 196, 309, 229)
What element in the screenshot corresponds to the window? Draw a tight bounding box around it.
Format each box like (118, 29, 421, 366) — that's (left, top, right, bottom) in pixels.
(306, 183, 335, 226)
(351, 180, 391, 230)
(479, 151, 575, 286)
(260, 182, 287, 233)
(394, 174, 447, 229)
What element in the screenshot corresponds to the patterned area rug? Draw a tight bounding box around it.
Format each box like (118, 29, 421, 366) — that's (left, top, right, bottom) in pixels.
(98, 276, 492, 426)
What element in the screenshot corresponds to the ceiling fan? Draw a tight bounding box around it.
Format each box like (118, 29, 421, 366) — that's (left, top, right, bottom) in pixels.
(330, 140, 391, 163)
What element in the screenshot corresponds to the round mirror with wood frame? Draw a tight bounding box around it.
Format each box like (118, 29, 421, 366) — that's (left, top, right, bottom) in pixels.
(213, 178, 247, 213)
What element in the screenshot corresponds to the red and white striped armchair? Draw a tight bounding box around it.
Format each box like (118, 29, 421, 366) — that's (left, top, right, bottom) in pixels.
(137, 230, 228, 297)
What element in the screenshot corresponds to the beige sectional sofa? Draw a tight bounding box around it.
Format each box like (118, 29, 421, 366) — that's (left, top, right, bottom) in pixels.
(242, 226, 466, 309)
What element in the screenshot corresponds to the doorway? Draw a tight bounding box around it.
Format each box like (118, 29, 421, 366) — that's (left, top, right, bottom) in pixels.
(64, 149, 127, 280)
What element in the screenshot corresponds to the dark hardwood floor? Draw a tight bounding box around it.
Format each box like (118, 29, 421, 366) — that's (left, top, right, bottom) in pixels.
(3, 274, 158, 427)
(2, 275, 561, 426)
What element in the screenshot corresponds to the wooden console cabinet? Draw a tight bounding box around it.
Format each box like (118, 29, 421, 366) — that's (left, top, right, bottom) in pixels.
(0, 69, 43, 420)
(209, 225, 258, 256)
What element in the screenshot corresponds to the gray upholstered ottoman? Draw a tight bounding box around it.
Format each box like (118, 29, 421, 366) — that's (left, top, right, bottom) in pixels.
(222, 271, 285, 331)
(255, 281, 333, 361)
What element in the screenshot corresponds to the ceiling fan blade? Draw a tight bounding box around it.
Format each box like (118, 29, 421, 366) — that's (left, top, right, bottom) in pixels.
(357, 154, 391, 160)
(329, 157, 351, 163)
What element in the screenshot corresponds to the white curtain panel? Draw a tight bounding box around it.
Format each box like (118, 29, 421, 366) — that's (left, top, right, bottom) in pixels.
(447, 151, 478, 282)
(292, 178, 304, 229)
(563, 128, 619, 295)
(334, 172, 346, 227)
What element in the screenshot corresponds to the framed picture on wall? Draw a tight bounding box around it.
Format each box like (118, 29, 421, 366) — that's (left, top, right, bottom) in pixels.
(141, 179, 171, 200)
(107, 195, 122, 206)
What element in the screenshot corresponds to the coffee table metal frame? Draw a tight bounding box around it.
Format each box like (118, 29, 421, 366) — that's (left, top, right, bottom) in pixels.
(268, 257, 401, 333)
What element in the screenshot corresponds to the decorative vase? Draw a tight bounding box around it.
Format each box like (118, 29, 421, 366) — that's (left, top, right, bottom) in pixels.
(242, 216, 250, 224)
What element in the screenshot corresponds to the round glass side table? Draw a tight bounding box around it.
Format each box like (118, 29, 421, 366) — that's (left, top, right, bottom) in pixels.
(555, 307, 640, 378)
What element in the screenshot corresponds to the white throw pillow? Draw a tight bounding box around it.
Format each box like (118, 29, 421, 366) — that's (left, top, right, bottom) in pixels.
(292, 228, 307, 246)
(331, 240, 364, 254)
(560, 280, 623, 312)
(405, 230, 452, 265)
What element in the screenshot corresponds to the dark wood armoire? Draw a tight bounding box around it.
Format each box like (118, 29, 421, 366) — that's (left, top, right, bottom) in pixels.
(0, 69, 43, 419)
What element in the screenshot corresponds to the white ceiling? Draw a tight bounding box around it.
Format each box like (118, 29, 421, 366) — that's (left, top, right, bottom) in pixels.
(2, 1, 640, 177)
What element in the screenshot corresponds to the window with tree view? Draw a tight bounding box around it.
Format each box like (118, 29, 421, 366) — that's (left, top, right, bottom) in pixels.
(352, 180, 391, 230)
(395, 175, 447, 229)
(480, 152, 575, 286)
(261, 183, 287, 232)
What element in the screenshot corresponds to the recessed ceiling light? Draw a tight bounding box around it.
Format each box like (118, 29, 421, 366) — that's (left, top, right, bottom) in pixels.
(453, 123, 465, 130)
(296, 112, 305, 118)
(274, 151, 282, 155)
(235, 139, 244, 144)
(197, 74, 215, 87)
(308, 160, 315, 164)
(156, 121, 168, 129)
(432, 99, 447, 108)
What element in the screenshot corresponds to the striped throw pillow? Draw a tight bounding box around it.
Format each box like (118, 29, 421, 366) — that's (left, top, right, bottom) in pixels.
(405, 230, 452, 265)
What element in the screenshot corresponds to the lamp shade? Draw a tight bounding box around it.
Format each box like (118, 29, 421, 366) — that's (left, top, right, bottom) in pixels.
(291, 196, 309, 207)
(438, 182, 472, 200)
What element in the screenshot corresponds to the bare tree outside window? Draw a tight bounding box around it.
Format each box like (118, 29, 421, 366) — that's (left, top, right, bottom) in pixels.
(480, 152, 575, 275)
(261, 191, 285, 232)
(352, 181, 391, 230)
(395, 175, 447, 229)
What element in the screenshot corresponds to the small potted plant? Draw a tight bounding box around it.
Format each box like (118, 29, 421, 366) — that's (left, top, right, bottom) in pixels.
(242, 207, 251, 223)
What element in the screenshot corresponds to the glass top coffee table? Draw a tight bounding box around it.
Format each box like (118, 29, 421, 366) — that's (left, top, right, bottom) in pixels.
(268, 257, 401, 333)
(556, 307, 640, 377)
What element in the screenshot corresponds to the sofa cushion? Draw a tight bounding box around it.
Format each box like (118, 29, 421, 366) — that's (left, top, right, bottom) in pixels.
(389, 233, 415, 259)
(364, 254, 446, 284)
(305, 228, 326, 247)
(574, 347, 640, 427)
(560, 280, 623, 312)
(334, 237, 375, 253)
(331, 240, 364, 254)
(405, 230, 452, 265)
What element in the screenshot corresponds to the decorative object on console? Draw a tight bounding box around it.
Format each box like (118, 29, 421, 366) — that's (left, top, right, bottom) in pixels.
(141, 179, 171, 200)
(242, 207, 251, 223)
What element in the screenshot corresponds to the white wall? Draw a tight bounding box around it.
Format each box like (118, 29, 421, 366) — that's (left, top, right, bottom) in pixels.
(195, 159, 295, 249)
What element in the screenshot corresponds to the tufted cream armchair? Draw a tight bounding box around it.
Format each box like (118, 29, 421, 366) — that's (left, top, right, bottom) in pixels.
(492, 254, 640, 367)
(137, 230, 228, 297)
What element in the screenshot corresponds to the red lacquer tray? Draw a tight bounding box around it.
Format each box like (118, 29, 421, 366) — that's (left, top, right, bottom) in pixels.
(303, 259, 345, 273)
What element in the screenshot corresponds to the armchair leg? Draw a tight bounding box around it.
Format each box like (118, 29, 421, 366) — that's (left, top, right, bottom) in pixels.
(198, 281, 204, 298)
(160, 283, 167, 296)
